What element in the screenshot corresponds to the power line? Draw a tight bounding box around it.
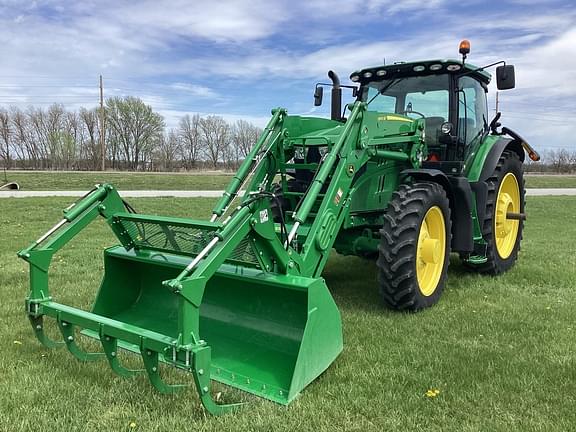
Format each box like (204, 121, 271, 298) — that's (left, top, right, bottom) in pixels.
(99, 75, 105, 172)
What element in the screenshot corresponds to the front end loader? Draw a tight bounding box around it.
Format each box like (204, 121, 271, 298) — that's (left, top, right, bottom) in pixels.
(18, 41, 538, 414)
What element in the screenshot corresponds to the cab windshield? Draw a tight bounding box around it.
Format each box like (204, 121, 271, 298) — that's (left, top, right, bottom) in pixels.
(363, 74, 450, 121)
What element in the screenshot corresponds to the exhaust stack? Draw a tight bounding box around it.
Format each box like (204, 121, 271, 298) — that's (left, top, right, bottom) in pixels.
(328, 70, 342, 121)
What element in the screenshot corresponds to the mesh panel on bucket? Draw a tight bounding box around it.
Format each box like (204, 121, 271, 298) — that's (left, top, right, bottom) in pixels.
(115, 216, 260, 267)
(119, 218, 212, 254)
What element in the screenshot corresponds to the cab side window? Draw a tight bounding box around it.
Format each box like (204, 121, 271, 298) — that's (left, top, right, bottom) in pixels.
(458, 76, 488, 145)
(369, 94, 396, 113)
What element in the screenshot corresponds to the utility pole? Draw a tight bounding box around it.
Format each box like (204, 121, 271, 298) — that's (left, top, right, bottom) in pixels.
(99, 75, 105, 171)
(495, 91, 499, 112)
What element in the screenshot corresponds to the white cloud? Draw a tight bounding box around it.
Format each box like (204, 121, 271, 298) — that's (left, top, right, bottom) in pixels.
(169, 83, 218, 98)
(108, 0, 289, 43)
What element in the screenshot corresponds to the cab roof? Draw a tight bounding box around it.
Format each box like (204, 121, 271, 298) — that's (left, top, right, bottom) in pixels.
(350, 59, 492, 85)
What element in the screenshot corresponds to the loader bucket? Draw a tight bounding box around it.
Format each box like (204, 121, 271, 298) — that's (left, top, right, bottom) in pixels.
(86, 246, 343, 405)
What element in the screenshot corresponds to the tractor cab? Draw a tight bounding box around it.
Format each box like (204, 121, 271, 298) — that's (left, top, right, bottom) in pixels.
(352, 59, 492, 172)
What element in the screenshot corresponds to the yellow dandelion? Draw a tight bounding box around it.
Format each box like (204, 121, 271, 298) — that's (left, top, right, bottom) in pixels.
(425, 388, 440, 398)
(129, 421, 137, 429)
(13, 340, 22, 345)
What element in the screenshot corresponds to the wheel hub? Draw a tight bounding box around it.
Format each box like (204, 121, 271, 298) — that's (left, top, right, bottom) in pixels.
(496, 193, 514, 236)
(420, 238, 440, 264)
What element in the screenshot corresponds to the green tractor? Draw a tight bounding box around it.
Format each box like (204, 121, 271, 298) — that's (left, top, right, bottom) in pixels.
(18, 41, 538, 414)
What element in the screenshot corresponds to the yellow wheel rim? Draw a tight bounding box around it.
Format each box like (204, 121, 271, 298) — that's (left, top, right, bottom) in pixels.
(416, 206, 446, 296)
(494, 172, 520, 259)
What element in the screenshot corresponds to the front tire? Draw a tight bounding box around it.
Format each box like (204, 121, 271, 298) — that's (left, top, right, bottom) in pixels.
(377, 183, 452, 311)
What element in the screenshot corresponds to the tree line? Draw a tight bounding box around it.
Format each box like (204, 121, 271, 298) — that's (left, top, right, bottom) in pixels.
(525, 149, 576, 174)
(0, 96, 574, 174)
(0, 96, 262, 171)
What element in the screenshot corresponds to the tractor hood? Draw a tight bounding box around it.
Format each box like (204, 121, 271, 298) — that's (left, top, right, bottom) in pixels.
(282, 116, 345, 143)
(283, 112, 421, 145)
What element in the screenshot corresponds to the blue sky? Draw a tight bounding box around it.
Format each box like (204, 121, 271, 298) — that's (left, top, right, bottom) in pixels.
(0, 0, 574, 152)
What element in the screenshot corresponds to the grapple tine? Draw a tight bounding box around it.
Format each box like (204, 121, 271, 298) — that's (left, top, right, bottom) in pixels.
(199, 392, 246, 416)
(57, 318, 104, 362)
(28, 316, 64, 349)
(99, 332, 143, 378)
(192, 346, 246, 415)
(141, 349, 187, 394)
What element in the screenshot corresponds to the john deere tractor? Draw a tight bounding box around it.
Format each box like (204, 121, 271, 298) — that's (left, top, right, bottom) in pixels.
(18, 41, 538, 414)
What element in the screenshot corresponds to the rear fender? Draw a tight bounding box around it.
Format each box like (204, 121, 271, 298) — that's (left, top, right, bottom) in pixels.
(467, 136, 524, 239)
(478, 137, 524, 183)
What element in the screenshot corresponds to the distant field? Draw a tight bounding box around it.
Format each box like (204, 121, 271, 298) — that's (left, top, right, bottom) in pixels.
(525, 174, 576, 188)
(2, 171, 233, 190)
(1, 196, 575, 431)
(2, 171, 576, 191)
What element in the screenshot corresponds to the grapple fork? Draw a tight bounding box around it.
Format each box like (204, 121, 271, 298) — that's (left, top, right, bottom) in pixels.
(18, 105, 345, 416)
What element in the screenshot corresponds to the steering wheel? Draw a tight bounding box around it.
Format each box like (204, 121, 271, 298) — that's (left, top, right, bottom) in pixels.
(398, 110, 426, 119)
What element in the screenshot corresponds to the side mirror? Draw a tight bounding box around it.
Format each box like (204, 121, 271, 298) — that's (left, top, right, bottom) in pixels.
(496, 65, 515, 90)
(314, 86, 324, 106)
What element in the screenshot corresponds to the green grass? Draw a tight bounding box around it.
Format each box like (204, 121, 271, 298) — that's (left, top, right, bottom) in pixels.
(525, 175, 576, 188)
(1, 196, 575, 431)
(3, 171, 576, 191)
(2, 171, 233, 191)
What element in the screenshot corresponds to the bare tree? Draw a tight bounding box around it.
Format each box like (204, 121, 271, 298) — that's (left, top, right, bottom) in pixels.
(546, 149, 572, 173)
(57, 111, 79, 170)
(178, 114, 203, 169)
(568, 150, 576, 173)
(27, 106, 49, 168)
(233, 120, 261, 160)
(106, 96, 165, 170)
(154, 129, 180, 171)
(200, 115, 231, 168)
(79, 108, 100, 169)
(0, 109, 11, 168)
(10, 108, 28, 165)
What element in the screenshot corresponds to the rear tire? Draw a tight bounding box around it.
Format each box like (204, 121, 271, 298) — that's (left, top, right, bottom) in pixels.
(377, 183, 452, 311)
(465, 151, 525, 274)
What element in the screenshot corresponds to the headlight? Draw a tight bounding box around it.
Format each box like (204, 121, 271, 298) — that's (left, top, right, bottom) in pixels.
(441, 122, 453, 134)
(363, 71, 373, 78)
(413, 65, 426, 72)
(429, 64, 443, 71)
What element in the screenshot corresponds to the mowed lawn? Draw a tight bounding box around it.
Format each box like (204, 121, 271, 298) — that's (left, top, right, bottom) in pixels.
(3, 170, 576, 190)
(0, 196, 575, 431)
(3, 171, 233, 190)
(525, 175, 576, 188)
